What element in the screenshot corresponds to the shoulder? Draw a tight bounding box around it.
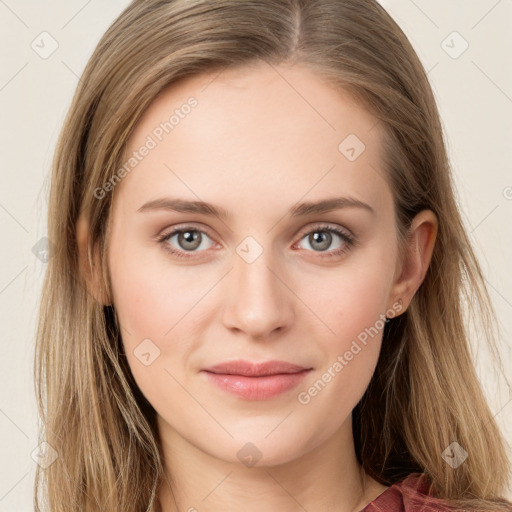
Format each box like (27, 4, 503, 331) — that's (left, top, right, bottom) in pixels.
(361, 472, 457, 512)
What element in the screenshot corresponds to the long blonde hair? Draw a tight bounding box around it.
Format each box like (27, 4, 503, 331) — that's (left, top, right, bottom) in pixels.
(34, 0, 512, 510)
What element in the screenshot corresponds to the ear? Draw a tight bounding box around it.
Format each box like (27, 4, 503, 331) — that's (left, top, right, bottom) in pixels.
(387, 209, 438, 315)
(76, 213, 111, 306)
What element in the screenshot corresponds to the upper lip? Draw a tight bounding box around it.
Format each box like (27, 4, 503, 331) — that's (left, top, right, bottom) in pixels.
(203, 359, 311, 377)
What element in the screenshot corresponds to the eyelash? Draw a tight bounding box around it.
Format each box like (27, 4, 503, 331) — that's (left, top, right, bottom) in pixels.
(155, 223, 357, 260)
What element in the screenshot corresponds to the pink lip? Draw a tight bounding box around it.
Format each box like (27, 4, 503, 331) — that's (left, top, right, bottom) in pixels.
(203, 359, 310, 376)
(201, 360, 312, 400)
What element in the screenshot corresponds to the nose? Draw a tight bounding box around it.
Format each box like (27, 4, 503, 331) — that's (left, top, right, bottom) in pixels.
(221, 246, 295, 340)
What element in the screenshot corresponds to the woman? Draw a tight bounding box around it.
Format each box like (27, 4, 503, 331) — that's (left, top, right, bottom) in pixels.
(34, 0, 512, 510)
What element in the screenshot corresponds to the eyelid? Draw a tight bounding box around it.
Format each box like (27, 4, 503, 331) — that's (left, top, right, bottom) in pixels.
(295, 222, 354, 241)
(156, 222, 217, 240)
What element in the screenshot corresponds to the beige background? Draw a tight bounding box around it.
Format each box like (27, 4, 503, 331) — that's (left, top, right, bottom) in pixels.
(0, 0, 510, 509)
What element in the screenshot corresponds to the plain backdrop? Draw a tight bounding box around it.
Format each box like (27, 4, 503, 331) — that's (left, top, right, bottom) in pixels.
(0, 0, 511, 509)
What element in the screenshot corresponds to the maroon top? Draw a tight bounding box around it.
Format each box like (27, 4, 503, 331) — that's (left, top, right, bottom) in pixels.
(360, 472, 466, 511)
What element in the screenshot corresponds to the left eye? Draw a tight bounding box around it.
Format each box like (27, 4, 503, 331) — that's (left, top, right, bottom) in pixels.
(295, 226, 354, 254)
(157, 224, 355, 259)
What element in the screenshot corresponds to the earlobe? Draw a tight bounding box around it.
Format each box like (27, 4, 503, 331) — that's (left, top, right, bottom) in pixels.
(76, 214, 111, 306)
(388, 210, 438, 314)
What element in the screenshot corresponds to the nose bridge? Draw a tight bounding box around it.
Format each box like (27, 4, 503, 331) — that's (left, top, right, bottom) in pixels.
(221, 236, 294, 338)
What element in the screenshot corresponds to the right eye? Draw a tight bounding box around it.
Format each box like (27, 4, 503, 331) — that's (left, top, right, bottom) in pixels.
(156, 225, 218, 259)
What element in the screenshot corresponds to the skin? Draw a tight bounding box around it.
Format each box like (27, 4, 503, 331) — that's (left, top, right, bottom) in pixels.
(77, 61, 437, 511)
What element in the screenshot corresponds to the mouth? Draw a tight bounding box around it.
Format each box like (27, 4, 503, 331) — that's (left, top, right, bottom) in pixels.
(201, 360, 312, 400)
(202, 359, 312, 377)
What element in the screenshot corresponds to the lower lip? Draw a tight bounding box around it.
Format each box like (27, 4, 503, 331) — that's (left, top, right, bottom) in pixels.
(202, 369, 311, 400)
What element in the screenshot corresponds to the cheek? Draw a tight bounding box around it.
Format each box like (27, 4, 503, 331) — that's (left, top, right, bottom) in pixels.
(108, 235, 205, 341)
(299, 251, 394, 404)
(109, 264, 201, 420)
(296, 280, 388, 432)
(306, 255, 393, 348)
(107, 237, 203, 394)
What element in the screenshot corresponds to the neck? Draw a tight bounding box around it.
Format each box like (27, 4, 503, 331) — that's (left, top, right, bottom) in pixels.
(156, 415, 384, 512)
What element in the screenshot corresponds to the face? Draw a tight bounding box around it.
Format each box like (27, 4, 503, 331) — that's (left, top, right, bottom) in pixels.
(106, 61, 403, 466)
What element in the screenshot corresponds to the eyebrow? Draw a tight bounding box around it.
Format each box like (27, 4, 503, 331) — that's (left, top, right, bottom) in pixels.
(137, 196, 375, 218)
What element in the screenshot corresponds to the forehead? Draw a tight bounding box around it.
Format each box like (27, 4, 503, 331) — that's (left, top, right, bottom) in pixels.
(113, 61, 390, 217)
